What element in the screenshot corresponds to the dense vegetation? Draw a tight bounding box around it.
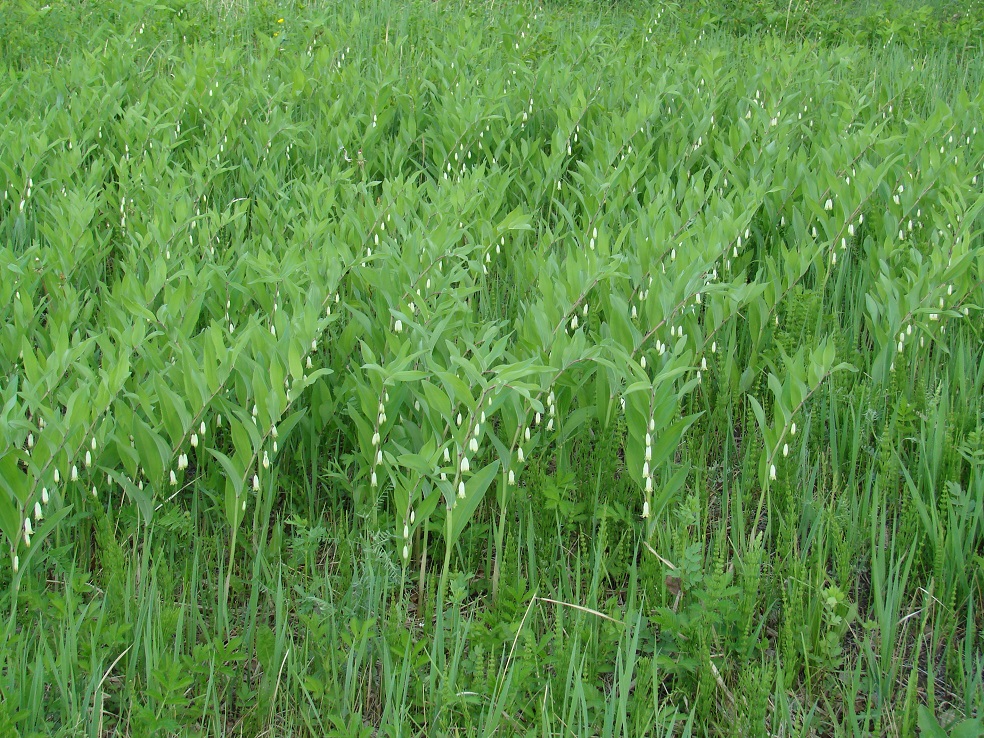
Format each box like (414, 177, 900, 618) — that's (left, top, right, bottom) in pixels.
(1, 0, 983, 735)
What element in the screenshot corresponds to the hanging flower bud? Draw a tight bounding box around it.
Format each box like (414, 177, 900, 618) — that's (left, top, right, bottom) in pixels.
(525, 427, 531, 442)
(403, 545, 410, 560)
(42, 487, 49, 505)
(54, 468, 60, 484)
(170, 470, 178, 486)
(783, 443, 789, 457)
(191, 433, 199, 448)
(458, 481, 466, 498)
(443, 447, 451, 463)
(262, 451, 270, 470)
(85, 450, 92, 467)
(201, 420, 207, 436)
(517, 447, 525, 463)
(460, 456, 470, 473)
(508, 469, 516, 485)
(34, 502, 43, 521)
(769, 464, 777, 481)
(371, 471, 378, 487)
(394, 319, 403, 333)
(372, 432, 380, 447)
(642, 500, 650, 518)
(71, 465, 79, 482)
(24, 518, 33, 536)
(791, 422, 797, 436)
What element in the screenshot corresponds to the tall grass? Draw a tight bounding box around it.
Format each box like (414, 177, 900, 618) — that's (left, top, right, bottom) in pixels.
(1, 0, 983, 735)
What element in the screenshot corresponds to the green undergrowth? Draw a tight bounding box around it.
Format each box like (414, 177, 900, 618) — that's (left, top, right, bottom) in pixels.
(1, 0, 983, 735)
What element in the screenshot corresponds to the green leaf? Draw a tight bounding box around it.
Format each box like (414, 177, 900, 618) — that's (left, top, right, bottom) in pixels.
(448, 460, 500, 548)
(206, 448, 244, 497)
(948, 719, 984, 738)
(915, 707, 949, 738)
(105, 469, 155, 525)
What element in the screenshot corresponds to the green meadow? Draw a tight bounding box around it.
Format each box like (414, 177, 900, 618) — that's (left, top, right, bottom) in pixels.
(1, 0, 983, 734)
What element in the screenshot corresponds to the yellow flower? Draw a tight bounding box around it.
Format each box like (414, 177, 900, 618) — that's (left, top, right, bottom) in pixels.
(277, 17, 284, 23)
